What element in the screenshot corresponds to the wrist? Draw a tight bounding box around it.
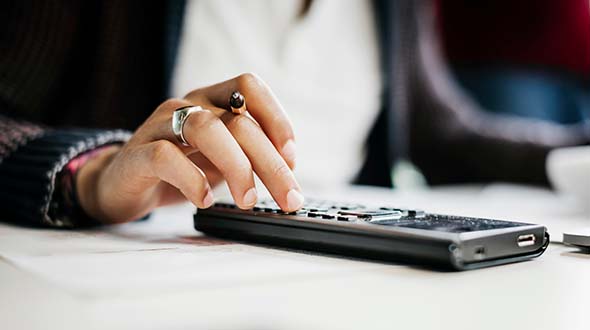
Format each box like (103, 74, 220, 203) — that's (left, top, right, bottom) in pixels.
(75, 145, 121, 223)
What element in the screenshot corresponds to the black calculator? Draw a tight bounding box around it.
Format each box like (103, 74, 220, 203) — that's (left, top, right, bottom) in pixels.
(194, 198, 549, 270)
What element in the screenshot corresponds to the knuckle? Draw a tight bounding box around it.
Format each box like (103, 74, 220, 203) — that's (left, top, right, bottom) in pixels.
(271, 162, 291, 179)
(236, 72, 264, 91)
(184, 89, 207, 103)
(186, 109, 218, 131)
(184, 89, 199, 100)
(148, 140, 177, 166)
(157, 98, 186, 115)
(225, 111, 254, 130)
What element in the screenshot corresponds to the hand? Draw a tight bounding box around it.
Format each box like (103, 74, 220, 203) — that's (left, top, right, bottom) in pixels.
(76, 73, 302, 224)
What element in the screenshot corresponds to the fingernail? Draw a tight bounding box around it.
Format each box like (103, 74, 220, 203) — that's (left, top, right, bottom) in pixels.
(242, 187, 257, 207)
(281, 140, 296, 166)
(286, 189, 304, 211)
(203, 190, 215, 208)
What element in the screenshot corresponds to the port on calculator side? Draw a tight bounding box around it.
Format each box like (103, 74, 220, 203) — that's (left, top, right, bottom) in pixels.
(453, 225, 548, 267)
(194, 209, 549, 271)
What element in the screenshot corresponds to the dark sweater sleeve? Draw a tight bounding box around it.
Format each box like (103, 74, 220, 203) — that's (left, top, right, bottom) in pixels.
(0, 114, 131, 227)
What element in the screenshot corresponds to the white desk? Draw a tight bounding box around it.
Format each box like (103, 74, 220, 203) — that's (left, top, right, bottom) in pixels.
(1, 185, 589, 330)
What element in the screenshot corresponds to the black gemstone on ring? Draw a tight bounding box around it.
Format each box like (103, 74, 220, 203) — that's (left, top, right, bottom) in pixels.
(229, 91, 245, 108)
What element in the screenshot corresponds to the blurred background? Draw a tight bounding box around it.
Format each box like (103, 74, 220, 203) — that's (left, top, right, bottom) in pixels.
(2, 0, 589, 207)
(438, 0, 590, 125)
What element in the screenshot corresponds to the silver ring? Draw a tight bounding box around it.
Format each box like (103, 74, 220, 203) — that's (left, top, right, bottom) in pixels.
(172, 105, 202, 146)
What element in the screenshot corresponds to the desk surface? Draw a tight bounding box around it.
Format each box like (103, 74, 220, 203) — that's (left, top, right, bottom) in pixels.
(1, 184, 588, 330)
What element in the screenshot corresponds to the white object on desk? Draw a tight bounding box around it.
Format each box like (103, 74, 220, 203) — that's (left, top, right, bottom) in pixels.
(1, 185, 589, 330)
(563, 228, 590, 248)
(547, 145, 590, 212)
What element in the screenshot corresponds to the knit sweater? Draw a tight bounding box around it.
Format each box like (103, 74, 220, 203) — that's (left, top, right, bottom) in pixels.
(0, 115, 129, 226)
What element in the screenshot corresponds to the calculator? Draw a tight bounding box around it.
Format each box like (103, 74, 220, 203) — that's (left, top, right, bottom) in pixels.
(194, 198, 549, 270)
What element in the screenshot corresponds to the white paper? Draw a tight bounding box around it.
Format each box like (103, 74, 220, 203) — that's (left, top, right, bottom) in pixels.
(2, 184, 588, 300)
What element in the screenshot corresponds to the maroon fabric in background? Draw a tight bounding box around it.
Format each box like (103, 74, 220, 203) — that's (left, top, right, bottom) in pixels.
(437, 0, 590, 77)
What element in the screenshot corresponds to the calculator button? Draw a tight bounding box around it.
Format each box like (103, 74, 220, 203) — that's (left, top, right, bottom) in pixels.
(321, 214, 335, 219)
(380, 207, 403, 212)
(407, 210, 426, 218)
(338, 210, 402, 218)
(308, 208, 329, 212)
(215, 203, 235, 209)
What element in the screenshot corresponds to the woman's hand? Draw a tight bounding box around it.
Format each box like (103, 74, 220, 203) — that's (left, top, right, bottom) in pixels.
(75, 73, 302, 224)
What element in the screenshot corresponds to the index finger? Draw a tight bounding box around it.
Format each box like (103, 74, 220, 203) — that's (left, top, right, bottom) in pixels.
(186, 73, 296, 169)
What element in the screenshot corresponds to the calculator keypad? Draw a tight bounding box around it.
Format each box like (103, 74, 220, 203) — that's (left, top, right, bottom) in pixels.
(209, 198, 525, 233)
